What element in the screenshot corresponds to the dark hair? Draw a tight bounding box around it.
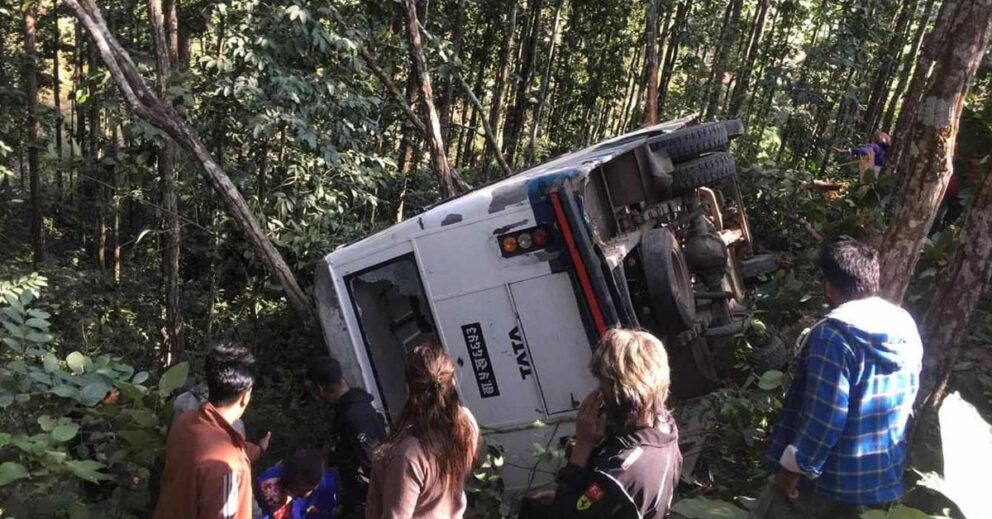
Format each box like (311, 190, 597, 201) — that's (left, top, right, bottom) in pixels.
(820, 240, 880, 299)
(205, 343, 255, 406)
(306, 356, 344, 389)
(382, 345, 478, 496)
(282, 448, 325, 494)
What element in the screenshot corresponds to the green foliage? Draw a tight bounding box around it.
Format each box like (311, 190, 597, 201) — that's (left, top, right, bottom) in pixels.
(466, 442, 512, 519)
(672, 497, 748, 519)
(0, 275, 178, 517)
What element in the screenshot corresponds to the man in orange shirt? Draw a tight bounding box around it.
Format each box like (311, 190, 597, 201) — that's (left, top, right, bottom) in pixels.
(154, 343, 270, 519)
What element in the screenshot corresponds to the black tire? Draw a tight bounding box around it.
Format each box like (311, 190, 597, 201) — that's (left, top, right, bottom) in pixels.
(648, 122, 729, 163)
(672, 152, 737, 196)
(641, 227, 696, 335)
(721, 119, 745, 140)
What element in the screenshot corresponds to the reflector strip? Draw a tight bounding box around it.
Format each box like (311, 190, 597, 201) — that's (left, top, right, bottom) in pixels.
(550, 188, 608, 337)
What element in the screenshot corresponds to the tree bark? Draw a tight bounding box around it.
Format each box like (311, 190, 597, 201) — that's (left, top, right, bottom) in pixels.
(643, 0, 661, 126)
(405, 0, 457, 199)
(729, 0, 769, 116)
(148, 0, 183, 362)
(53, 15, 64, 201)
(705, 0, 741, 119)
(439, 0, 465, 149)
(879, 0, 992, 303)
(485, 0, 518, 180)
(862, 0, 917, 133)
(913, 165, 992, 443)
(503, 0, 544, 167)
(659, 0, 691, 112)
(64, 0, 317, 328)
(881, 0, 938, 133)
(25, 3, 45, 270)
(526, 0, 563, 164)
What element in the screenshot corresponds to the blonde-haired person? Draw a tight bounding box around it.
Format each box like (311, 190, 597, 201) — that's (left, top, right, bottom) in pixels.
(365, 345, 480, 519)
(545, 328, 682, 519)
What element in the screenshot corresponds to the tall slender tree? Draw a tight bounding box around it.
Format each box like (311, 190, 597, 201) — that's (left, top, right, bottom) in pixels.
(24, 1, 44, 269)
(642, 0, 661, 126)
(879, 0, 992, 303)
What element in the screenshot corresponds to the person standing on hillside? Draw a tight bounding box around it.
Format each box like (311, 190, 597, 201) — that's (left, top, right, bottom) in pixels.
(307, 357, 386, 519)
(834, 131, 891, 175)
(155, 343, 270, 519)
(751, 240, 923, 519)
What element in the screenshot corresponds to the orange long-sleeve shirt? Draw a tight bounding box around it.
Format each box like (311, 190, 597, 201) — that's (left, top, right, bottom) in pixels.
(154, 402, 261, 519)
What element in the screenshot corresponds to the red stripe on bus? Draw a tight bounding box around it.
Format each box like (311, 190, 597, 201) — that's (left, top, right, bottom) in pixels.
(550, 188, 608, 337)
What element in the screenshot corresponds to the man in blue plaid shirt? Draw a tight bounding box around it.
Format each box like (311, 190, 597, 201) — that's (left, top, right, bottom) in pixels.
(751, 240, 923, 519)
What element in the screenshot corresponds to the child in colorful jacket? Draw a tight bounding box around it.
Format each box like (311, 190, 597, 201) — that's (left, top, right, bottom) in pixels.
(255, 448, 338, 519)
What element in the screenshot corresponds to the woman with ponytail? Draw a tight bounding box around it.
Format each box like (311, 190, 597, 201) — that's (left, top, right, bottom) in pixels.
(365, 345, 480, 519)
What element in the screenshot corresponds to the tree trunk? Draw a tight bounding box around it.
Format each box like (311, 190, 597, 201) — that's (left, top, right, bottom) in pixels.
(879, 0, 992, 304)
(883, 0, 959, 179)
(705, 0, 741, 119)
(405, 0, 457, 199)
(485, 0, 518, 180)
(25, 4, 45, 270)
(881, 0, 938, 133)
(53, 19, 64, 201)
(65, 0, 317, 328)
(862, 0, 917, 133)
(642, 0, 661, 126)
(659, 0, 691, 111)
(439, 0, 465, 150)
(913, 165, 992, 443)
(503, 0, 544, 167)
(148, 0, 183, 362)
(526, 0, 563, 164)
(729, 0, 769, 116)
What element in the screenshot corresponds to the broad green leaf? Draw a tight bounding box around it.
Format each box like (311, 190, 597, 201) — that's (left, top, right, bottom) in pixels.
(671, 497, 748, 519)
(0, 461, 29, 486)
(51, 423, 80, 443)
(37, 415, 57, 432)
(0, 394, 13, 408)
(80, 381, 112, 406)
(159, 361, 189, 398)
(65, 459, 109, 483)
(24, 317, 48, 329)
(132, 371, 149, 385)
(42, 352, 59, 372)
(50, 385, 79, 399)
(26, 332, 53, 343)
(66, 352, 87, 374)
(115, 381, 147, 401)
(125, 409, 159, 428)
(758, 370, 785, 391)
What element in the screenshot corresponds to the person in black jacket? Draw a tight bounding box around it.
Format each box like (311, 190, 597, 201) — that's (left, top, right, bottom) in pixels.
(307, 356, 387, 519)
(534, 328, 682, 519)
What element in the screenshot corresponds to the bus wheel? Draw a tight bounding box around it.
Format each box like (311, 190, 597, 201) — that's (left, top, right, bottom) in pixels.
(641, 227, 696, 335)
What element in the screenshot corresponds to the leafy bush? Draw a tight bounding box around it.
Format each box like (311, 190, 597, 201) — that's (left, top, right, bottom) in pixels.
(0, 274, 184, 518)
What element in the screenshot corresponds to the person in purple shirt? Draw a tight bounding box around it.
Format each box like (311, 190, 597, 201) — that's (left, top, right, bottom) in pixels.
(255, 448, 338, 519)
(835, 131, 891, 173)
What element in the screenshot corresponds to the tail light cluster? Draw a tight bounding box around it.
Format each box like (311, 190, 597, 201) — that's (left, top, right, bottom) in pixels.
(498, 225, 551, 258)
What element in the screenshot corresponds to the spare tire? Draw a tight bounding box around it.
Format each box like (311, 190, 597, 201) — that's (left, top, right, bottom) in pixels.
(641, 227, 696, 335)
(721, 119, 745, 140)
(672, 152, 737, 196)
(648, 122, 729, 163)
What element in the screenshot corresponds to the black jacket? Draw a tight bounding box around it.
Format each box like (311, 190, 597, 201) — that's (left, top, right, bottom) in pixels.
(331, 388, 387, 518)
(549, 418, 682, 519)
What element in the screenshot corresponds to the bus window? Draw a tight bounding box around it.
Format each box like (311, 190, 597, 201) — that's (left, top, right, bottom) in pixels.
(346, 254, 436, 422)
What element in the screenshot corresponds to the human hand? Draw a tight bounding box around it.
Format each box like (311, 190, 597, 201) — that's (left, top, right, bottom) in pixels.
(775, 469, 801, 501)
(258, 431, 272, 453)
(575, 390, 606, 446)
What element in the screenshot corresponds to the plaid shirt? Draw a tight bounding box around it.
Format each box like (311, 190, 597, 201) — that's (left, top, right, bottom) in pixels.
(765, 297, 922, 505)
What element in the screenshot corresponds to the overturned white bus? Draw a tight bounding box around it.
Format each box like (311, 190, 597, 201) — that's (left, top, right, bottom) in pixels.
(315, 115, 769, 490)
